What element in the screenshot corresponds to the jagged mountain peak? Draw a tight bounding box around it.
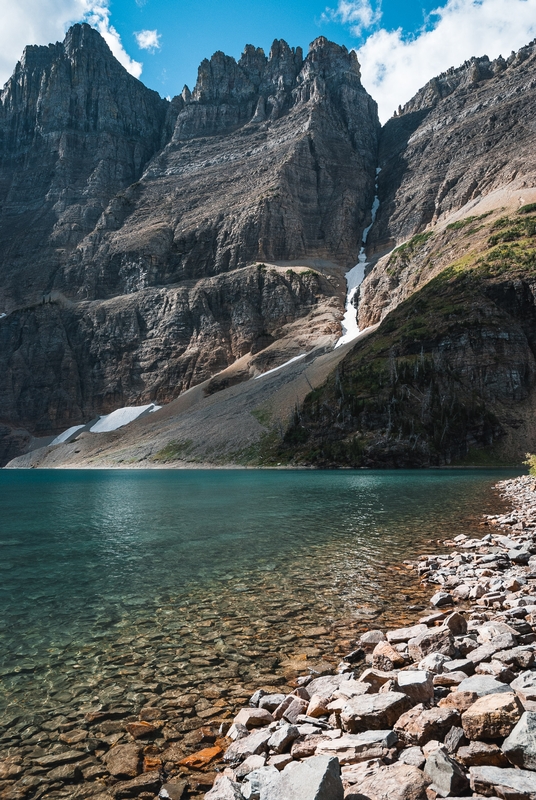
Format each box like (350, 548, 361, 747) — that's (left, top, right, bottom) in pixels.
(396, 37, 536, 117)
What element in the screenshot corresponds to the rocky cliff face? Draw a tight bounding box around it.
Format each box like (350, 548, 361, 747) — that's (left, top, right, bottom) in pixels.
(367, 40, 536, 255)
(0, 26, 380, 462)
(0, 24, 169, 311)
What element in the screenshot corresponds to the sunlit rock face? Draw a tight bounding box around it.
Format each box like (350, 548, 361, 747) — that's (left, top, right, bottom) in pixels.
(0, 27, 380, 460)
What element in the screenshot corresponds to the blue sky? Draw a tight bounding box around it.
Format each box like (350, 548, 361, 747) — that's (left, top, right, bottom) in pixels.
(2, 0, 536, 121)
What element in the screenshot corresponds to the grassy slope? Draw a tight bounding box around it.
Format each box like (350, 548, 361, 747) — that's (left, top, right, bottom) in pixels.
(272, 207, 536, 467)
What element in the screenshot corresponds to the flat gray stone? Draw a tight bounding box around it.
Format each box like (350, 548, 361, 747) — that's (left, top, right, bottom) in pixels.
(341, 692, 411, 734)
(424, 747, 468, 798)
(315, 730, 396, 765)
(204, 776, 245, 800)
(511, 670, 536, 702)
(470, 765, 536, 799)
(502, 711, 536, 770)
(397, 670, 434, 704)
(224, 728, 272, 763)
(262, 755, 343, 800)
(267, 724, 299, 754)
(457, 675, 511, 696)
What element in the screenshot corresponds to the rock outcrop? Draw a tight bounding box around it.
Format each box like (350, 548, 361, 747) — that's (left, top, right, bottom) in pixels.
(0, 26, 380, 462)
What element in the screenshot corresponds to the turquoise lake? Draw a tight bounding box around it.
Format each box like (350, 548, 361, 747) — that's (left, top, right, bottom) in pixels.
(0, 468, 521, 731)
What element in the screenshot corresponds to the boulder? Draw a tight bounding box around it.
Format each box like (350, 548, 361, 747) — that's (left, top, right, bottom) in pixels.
(387, 624, 428, 644)
(283, 698, 309, 724)
(443, 659, 474, 675)
(241, 766, 279, 799)
(419, 653, 449, 673)
(204, 776, 244, 800)
(359, 630, 386, 650)
(470, 765, 536, 799)
(462, 692, 523, 740)
(443, 613, 468, 636)
(502, 711, 536, 770)
(397, 671, 434, 704)
(315, 730, 396, 765)
(468, 636, 518, 665)
(262, 755, 343, 800)
(476, 622, 518, 644)
(394, 705, 460, 746)
(424, 747, 468, 797)
(510, 670, 536, 703)
(343, 761, 429, 800)
(306, 695, 330, 718)
(431, 592, 453, 607)
(259, 694, 286, 712)
(223, 728, 272, 763)
(307, 675, 349, 700)
(372, 641, 406, 670)
(341, 692, 411, 734)
(457, 741, 509, 767)
(234, 755, 267, 779)
(267, 724, 299, 754)
(408, 628, 455, 662)
(457, 675, 511, 696)
(358, 668, 396, 692)
(438, 691, 479, 713)
(398, 746, 426, 768)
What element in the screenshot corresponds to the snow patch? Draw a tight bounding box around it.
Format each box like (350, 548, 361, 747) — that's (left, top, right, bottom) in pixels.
(335, 168, 381, 349)
(50, 425, 85, 446)
(254, 353, 307, 379)
(89, 404, 160, 433)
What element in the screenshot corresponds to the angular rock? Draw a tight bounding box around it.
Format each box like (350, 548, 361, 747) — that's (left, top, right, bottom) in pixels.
(179, 745, 223, 768)
(470, 765, 536, 799)
(502, 711, 536, 770)
(408, 629, 455, 662)
(103, 744, 142, 779)
(398, 746, 426, 768)
(223, 728, 272, 763)
(443, 613, 468, 636)
(306, 694, 330, 718)
(457, 675, 511, 696)
(262, 755, 343, 800)
(387, 624, 428, 644)
(341, 692, 411, 733)
(47, 763, 82, 783)
(438, 691, 479, 712)
(234, 708, 274, 729)
(462, 692, 523, 740)
(431, 592, 454, 608)
(241, 765, 279, 799)
(267, 724, 299, 754)
(359, 630, 386, 650)
(358, 668, 397, 692)
(159, 779, 187, 800)
(457, 741, 509, 767)
(259, 694, 287, 712)
(316, 730, 396, 764)
(204, 776, 244, 800)
(397, 671, 434, 704)
(424, 747, 468, 797)
(283, 697, 309, 724)
(394, 705, 460, 746)
(419, 653, 449, 674)
(372, 640, 406, 670)
(343, 761, 429, 800)
(511, 670, 536, 703)
(234, 755, 267, 779)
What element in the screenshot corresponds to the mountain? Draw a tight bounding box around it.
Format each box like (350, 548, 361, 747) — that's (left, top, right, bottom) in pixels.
(0, 25, 379, 464)
(3, 29, 536, 469)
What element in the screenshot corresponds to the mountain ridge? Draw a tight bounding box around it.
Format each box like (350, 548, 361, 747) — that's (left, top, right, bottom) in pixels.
(2, 26, 536, 468)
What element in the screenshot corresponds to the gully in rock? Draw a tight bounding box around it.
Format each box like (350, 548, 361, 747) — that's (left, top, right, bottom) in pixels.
(336, 168, 381, 348)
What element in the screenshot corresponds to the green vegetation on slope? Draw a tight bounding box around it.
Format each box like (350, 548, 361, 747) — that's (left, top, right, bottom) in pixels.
(272, 211, 536, 468)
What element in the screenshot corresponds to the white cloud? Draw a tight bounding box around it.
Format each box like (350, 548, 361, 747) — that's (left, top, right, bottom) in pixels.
(0, 0, 142, 89)
(352, 0, 536, 123)
(134, 29, 161, 52)
(324, 0, 382, 37)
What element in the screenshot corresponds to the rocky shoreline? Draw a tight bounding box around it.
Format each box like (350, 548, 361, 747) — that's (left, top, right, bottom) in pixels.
(2, 474, 535, 800)
(197, 474, 536, 800)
